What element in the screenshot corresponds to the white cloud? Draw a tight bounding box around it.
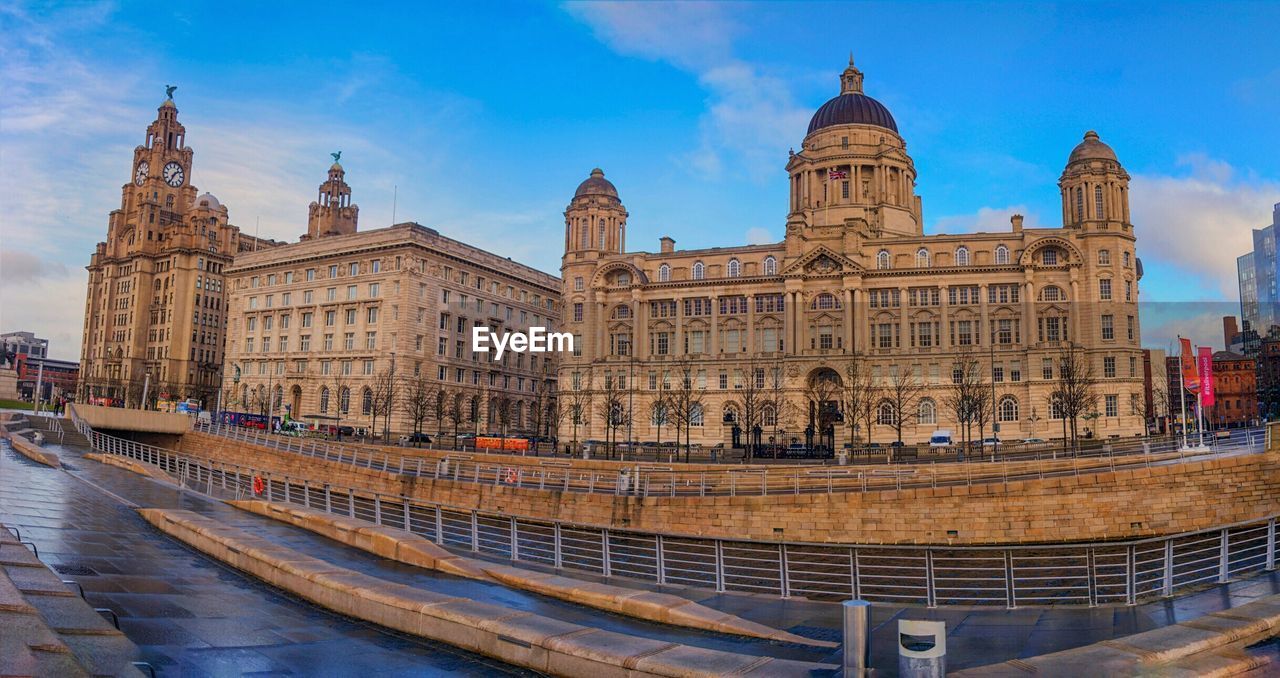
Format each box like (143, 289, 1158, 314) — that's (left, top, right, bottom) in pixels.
(1129, 154, 1280, 298)
(0, 252, 87, 361)
(566, 3, 808, 181)
(930, 205, 1043, 234)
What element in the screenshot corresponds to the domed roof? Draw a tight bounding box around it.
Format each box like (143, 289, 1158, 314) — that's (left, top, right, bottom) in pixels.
(574, 168, 618, 199)
(807, 57, 898, 135)
(808, 93, 898, 134)
(1068, 130, 1118, 164)
(196, 192, 221, 210)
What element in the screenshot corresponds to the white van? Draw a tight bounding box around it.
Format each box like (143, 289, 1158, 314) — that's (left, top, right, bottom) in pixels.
(929, 430, 953, 447)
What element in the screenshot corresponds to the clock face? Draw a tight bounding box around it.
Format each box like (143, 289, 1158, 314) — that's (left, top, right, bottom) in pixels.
(134, 161, 149, 185)
(163, 162, 184, 187)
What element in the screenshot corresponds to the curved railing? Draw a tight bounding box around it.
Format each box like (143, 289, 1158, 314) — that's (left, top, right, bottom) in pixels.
(80, 420, 1278, 608)
(188, 421, 1266, 498)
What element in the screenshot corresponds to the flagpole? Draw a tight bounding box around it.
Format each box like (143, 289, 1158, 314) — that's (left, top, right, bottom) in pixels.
(1178, 336, 1188, 449)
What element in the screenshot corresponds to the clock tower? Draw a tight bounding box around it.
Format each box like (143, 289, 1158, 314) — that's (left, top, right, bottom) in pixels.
(80, 87, 271, 409)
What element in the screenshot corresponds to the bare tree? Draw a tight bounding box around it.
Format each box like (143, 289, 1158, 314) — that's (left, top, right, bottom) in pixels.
(370, 368, 398, 441)
(401, 371, 438, 447)
(943, 348, 984, 451)
(842, 358, 876, 450)
(648, 369, 672, 450)
(432, 388, 449, 440)
(443, 389, 466, 449)
(730, 356, 769, 460)
(882, 363, 926, 450)
(667, 359, 707, 462)
(764, 365, 792, 457)
(595, 372, 629, 459)
(332, 372, 353, 441)
(529, 378, 555, 445)
(565, 368, 593, 453)
(1055, 343, 1100, 451)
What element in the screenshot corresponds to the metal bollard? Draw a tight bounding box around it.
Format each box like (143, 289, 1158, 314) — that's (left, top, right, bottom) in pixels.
(898, 619, 946, 677)
(842, 599, 871, 677)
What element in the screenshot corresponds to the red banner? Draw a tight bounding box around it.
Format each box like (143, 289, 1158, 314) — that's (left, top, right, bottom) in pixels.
(1180, 338, 1200, 394)
(1198, 346, 1215, 408)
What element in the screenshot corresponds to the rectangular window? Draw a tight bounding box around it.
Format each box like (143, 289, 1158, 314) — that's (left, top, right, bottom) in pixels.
(369, 283, 380, 297)
(344, 332, 355, 350)
(363, 360, 374, 375)
(347, 285, 357, 301)
(1104, 356, 1116, 378)
(367, 307, 378, 324)
(1127, 316, 1135, 341)
(1099, 279, 1112, 300)
(306, 268, 315, 281)
(366, 332, 377, 350)
(1105, 394, 1118, 417)
(762, 327, 779, 352)
(1102, 314, 1114, 340)
(573, 303, 583, 322)
(303, 290, 313, 304)
(299, 335, 311, 351)
(324, 334, 334, 351)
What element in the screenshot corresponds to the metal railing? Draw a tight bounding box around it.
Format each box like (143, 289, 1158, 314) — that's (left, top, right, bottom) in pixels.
(82, 423, 1278, 608)
(186, 420, 1265, 499)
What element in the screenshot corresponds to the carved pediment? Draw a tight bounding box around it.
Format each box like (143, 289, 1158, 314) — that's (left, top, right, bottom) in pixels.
(780, 245, 863, 277)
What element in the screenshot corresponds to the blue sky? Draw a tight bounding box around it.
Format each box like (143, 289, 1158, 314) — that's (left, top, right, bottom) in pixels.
(3, 1, 1278, 359)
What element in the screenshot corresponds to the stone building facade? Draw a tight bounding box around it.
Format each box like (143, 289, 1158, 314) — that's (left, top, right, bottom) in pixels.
(79, 93, 279, 407)
(560, 60, 1145, 447)
(1210, 351, 1257, 428)
(221, 164, 561, 438)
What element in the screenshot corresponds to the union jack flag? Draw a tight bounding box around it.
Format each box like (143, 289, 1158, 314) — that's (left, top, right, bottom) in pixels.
(827, 169, 848, 180)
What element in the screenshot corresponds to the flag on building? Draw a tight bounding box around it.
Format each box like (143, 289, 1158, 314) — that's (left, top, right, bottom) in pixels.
(1179, 337, 1200, 394)
(827, 169, 848, 180)
(1197, 346, 1215, 408)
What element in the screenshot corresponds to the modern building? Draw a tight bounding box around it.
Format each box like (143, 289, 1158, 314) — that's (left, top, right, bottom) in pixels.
(1256, 336, 1280, 420)
(1210, 351, 1257, 428)
(14, 355, 80, 403)
(1237, 202, 1280, 334)
(78, 90, 279, 408)
(560, 59, 1146, 447)
(221, 162, 561, 439)
(1, 331, 49, 361)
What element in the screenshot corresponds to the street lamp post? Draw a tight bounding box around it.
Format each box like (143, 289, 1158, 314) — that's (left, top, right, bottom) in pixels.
(384, 351, 396, 442)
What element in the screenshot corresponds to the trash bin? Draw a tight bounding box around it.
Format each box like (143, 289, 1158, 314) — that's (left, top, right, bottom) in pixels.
(898, 619, 946, 677)
(436, 459, 450, 477)
(617, 470, 631, 494)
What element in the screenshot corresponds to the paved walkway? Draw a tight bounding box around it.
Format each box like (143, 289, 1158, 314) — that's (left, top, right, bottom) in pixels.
(0, 441, 532, 677)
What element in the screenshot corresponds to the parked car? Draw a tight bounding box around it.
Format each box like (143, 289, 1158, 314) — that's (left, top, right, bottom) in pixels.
(980, 437, 1000, 447)
(1021, 437, 1047, 444)
(785, 443, 809, 458)
(401, 432, 432, 444)
(929, 430, 953, 447)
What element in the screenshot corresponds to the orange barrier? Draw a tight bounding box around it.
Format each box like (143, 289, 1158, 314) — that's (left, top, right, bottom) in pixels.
(476, 437, 528, 452)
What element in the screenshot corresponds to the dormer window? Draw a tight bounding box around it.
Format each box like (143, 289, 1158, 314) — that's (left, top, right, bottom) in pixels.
(727, 259, 741, 277)
(692, 261, 705, 280)
(877, 250, 890, 270)
(916, 248, 930, 268)
(658, 264, 671, 282)
(763, 256, 777, 275)
(995, 245, 1009, 265)
(955, 247, 970, 266)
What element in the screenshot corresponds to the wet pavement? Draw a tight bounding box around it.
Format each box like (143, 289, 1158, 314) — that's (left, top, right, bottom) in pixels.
(4, 437, 1278, 676)
(0, 441, 532, 677)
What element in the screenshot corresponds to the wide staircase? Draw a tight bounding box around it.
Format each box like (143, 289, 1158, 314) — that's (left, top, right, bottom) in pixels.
(24, 416, 90, 448)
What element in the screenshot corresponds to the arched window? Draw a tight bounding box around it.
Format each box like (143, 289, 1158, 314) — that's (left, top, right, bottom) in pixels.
(651, 401, 668, 426)
(727, 259, 741, 277)
(1049, 395, 1064, 420)
(1094, 185, 1104, 218)
(598, 222, 605, 248)
(1075, 187, 1084, 220)
(611, 305, 632, 319)
(1042, 248, 1059, 265)
(339, 387, 350, 414)
(165, 195, 175, 209)
(1040, 285, 1065, 302)
(916, 248, 930, 268)
(995, 245, 1009, 265)
(917, 399, 937, 425)
(723, 404, 739, 424)
(273, 385, 283, 410)
(762, 404, 777, 428)
(877, 250, 891, 270)
(999, 397, 1019, 422)
(877, 401, 897, 426)
(579, 220, 589, 248)
(319, 387, 330, 413)
(955, 247, 970, 266)
(763, 256, 777, 276)
(614, 271, 630, 286)
(692, 261, 705, 280)
(658, 264, 671, 282)
(1098, 249, 1111, 265)
(811, 293, 840, 310)
(1123, 251, 1132, 268)
(689, 403, 704, 426)
(361, 387, 373, 415)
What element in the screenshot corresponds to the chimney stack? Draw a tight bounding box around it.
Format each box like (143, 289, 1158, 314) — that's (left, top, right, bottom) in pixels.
(1011, 214, 1024, 232)
(660, 236, 675, 253)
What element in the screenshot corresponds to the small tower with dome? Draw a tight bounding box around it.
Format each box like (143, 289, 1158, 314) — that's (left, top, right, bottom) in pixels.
(564, 168, 628, 256)
(1059, 130, 1131, 229)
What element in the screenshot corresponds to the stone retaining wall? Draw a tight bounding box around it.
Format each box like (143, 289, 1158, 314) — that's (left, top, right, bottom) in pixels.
(178, 431, 1280, 545)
